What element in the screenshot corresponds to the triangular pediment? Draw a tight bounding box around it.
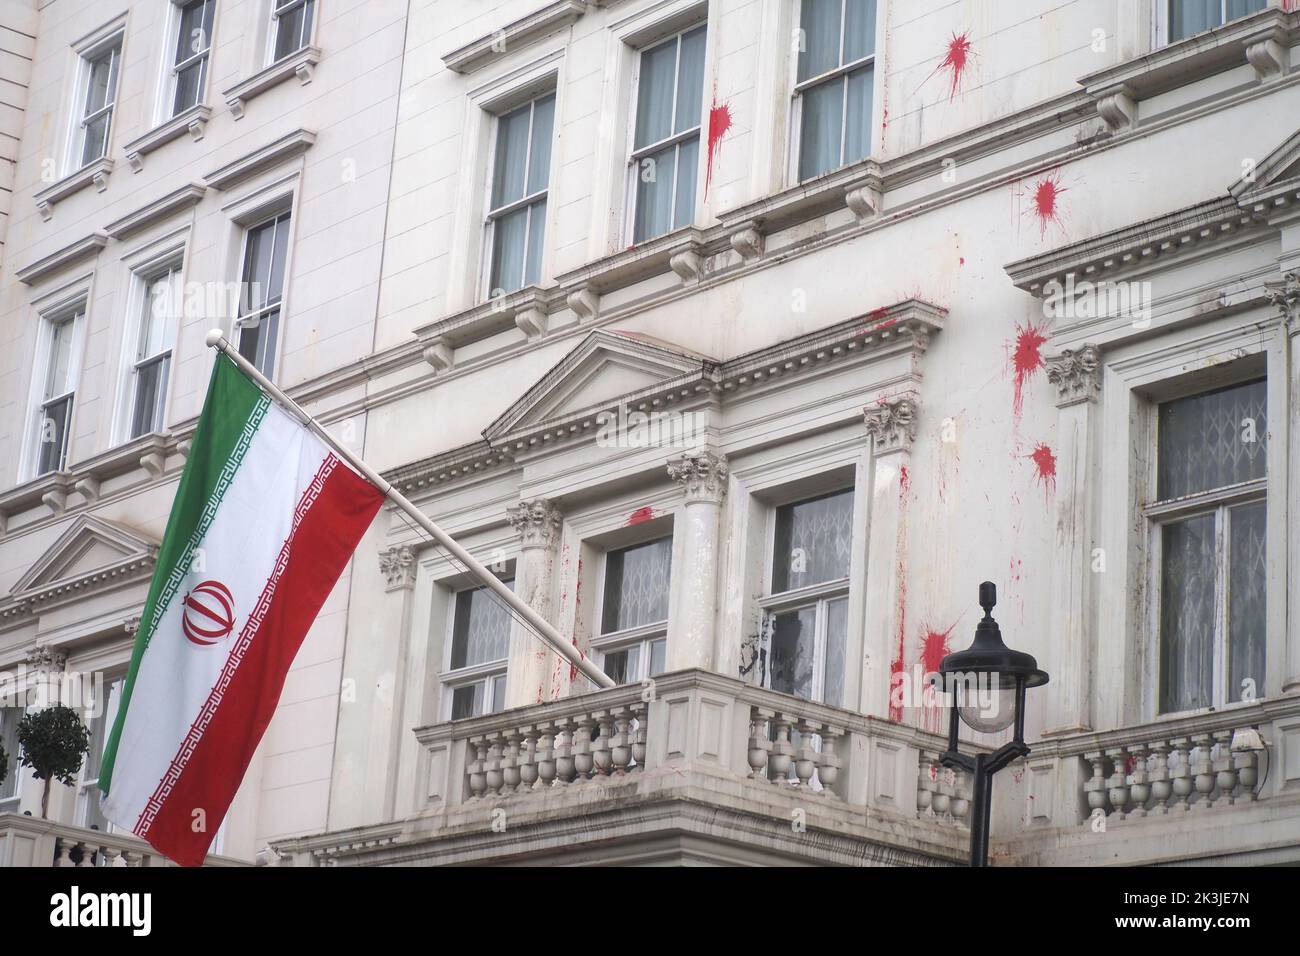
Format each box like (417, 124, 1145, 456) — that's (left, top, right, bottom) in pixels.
(11, 514, 159, 597)
(485, 330, 715, 440)
(1230, 128, 1300, 201)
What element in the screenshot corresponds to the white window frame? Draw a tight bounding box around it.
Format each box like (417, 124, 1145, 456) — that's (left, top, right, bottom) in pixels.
(159, 0, 216, 122)
(1155, 0, 1269, 46)
(1143, 376, 1268, 717)
(24, 302, 86, 481)
(593, 535, 673, 685)
(439, 576, 515, 722)
(65, 30, 123, 175)
(759, 487, 854, 705)
(787, 0, 878, 185)
(0, 705, 24, 812)
(267, 0, 316, 64)
(113, 238, 187, 446)
(76, 674, 125, 832)
(481, 91, 556, 300)
(126, 264, 181, 441)
(623, 23, 707, 245)
(234, 209, 293, 379)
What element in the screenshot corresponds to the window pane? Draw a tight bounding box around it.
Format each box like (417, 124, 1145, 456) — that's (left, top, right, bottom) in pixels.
(798, 75, 843, 181)
(1159, 514, 1216, 713)
(491, 102, 532, 209)
(635, 37, 678, 148)
(772, 488, 854, 592)
(451, 684, 482, 720)
(82, 679, 122, 782)
(1226, 0, 1266, 20)
(633, 142, 676, 242)
(173, 60, 204, 115)
(239, 308, 280, 377)
(770, 605, 818, 700)
(1169, 0, 1221, 41)
(274, 0, 314, 60)
(242, 218, 277, 312)
(526, 95, 555, 196)
(84, 48, 117, 115)
(1157, 379, 1267, 499)
(489, 205, 528, 295)
(649, 638, 666, 677)
(142, 272, 178, 358)
(266, 214, 290, 304)
(491, 676, 506, 714)
(524, 199, 546, 287)
(37, 395, 72, 475)
(843, 0, 876, 62)
(0, 711, 19, 800)
(824, 597, 848, 707)
(46, 321, 74, 398)
(81, 113, 111, 166)
(672, 137, 698, 229)
(798, 0, 842, 82)
(176, 0, 214, 63)
(131, 356, 169, 438)
(450, 580, 514, 670)
(602, 537, 672, 633)
(674, 26, 706, 134)
(844, 64, 872, 165)
(603, 646, 639, 685)
(1228, 500, 1266, 703)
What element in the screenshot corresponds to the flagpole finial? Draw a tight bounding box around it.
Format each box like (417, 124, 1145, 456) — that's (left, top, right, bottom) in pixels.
(205, 328, 225, 350)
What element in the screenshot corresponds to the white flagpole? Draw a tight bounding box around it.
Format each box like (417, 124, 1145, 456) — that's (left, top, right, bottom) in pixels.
(204, 329, 615, 690)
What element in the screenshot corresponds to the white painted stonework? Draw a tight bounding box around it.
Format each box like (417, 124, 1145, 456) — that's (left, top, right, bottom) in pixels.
(2, 0, 1300, 867)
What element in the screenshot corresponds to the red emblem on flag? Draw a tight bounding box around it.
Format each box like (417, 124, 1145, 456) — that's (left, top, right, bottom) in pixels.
(182, 580, 236, 646)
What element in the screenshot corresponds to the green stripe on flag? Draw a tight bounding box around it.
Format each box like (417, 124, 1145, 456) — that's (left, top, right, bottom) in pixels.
(99, 354, 268, 796)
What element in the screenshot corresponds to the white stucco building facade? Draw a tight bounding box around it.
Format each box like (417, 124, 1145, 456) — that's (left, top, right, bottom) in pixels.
(2, 0, 1300, 867)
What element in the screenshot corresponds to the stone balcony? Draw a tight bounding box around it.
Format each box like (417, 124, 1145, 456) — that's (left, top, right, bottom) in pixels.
(274, 669, 972, 866)
(0, 812, 248, 867)
(997, 696, 1300, 866)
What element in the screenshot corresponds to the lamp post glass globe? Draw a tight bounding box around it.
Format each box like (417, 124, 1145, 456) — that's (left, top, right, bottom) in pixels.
(955, 672, 1019, 734)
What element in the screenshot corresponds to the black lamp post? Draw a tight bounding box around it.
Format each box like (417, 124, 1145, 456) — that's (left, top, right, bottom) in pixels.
(937, 582, 1048, 867)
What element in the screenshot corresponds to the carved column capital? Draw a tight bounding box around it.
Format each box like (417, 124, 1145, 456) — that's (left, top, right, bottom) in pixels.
(378, 544, 417, 592)
(24, 644, 67, 674)
(863, 397, 918, 455)
(1265, 271, 1300, 335)
(1046, 344, 1103, 407)
(506, 499, 563, 550)
(123, 615, 142, 636)
(667, 450, 729, 503)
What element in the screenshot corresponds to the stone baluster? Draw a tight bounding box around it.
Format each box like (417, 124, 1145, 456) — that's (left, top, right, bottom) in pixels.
(535, 723, 557, 789)
(123, 850, 144, 867)
(950, 767, 970, 827)
(769, 716, 794, 785)
(1211, 730, 1237, 807)
(1083, 753, 1108, 819)
(748, 708, 773, 780)
(816, 724, 841, 796)
(467, 737, 489, 800)
(573, 717, 596, 781)
(54, 839, 75, 867)
(1148, 741, 1171, 815)
(610, 708, 632, 774)
(517, 727, 539, 792)
(1105, 747, 1130, 820)
(792, 718, 818, 789)
(77, 842, 97, 867)
(1191, 733, 1215, 808)
(1234, 739, 1260, 803)
(1169, 738, 1192, 811)
(103, 846, 126, 867)
(1127, 743, 1151, 817)
(554, 718, 577, 785)
(630, 703, 648, 771)
(484, 734, 505, 796)
(917, 750, 939, 817)
(936, 765, 956, 820)
(501, 731, 522, 793)
(592, 713, 614, 777)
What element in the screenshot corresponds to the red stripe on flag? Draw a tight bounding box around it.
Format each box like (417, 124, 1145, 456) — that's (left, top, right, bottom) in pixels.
(139, 456, 382, 866)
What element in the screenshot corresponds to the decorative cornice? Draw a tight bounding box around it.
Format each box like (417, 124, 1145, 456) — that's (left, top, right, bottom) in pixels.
(104, 182, 207, 240)
(15, 232, 108, 286)
(378, 544, 417, 591)
(506, 499, 563, 549)
(222, 45, 321, 119)
(441, 0, 588, 74)
(863, 397, 918, 455)
(667, 451, 729, 504)
(122, 104, 212, 172)
(1045, 345, 1103, 407)
(33, 158, 113, 221)
(202, 128, 316, 191)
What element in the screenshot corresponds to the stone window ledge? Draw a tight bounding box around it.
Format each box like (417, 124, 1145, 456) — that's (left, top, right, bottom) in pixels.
(222, 45, 321, 120)
(441, 1, 586, 74)
(123, 104, 213, 172)
(33, 158, 113, 221)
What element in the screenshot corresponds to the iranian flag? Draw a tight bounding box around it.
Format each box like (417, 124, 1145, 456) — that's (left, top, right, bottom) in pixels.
(99, 353, 383, 866)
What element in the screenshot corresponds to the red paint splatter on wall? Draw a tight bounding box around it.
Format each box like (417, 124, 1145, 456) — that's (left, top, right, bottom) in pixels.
(920, 31, 974, 102)
(705, 99, 733, 191)
(626, 506, 654, 526)
(1028, 442, 1057, 497)
(888, 463, 913, 722)
(1028, 170, 1067, 237)
(1008, 321, 1048, 418)
(919, 621, 958, 676)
